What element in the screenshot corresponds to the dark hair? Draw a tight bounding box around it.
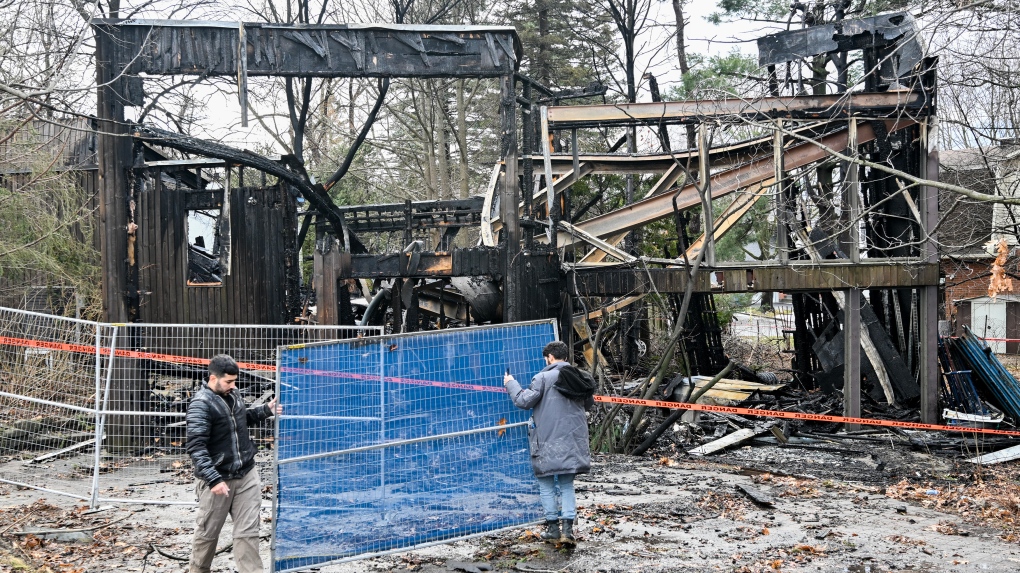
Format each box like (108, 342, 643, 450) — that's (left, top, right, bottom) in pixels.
(209, 354, 239, 378)
(543, 341, 569, 361)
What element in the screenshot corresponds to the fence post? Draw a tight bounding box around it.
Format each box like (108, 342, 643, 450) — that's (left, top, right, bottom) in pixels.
(271, 342, 281, 571)
(378, 339, 387, 512)
(90, 326, 119, 508)
(91, 324, 102, 507)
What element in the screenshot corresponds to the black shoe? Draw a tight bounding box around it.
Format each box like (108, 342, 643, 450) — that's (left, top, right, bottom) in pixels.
(560, 518, 576, 546)
(540, 519, 560, 542)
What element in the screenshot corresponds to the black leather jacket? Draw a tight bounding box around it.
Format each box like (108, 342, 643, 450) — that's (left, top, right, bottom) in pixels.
(186, 384, 273, 486)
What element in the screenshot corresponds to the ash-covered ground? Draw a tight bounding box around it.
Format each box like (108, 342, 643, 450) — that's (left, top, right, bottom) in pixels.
(3, 438, 1020, 573)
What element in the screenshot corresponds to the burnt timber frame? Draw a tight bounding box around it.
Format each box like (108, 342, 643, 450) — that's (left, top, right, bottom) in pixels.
(93, 14, 943, 429)
(93, 19, 523, 324)
(92, 19, 523, 449)
(538, 85, 939, 422)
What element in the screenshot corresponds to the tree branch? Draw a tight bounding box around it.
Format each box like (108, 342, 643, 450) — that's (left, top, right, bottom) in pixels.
(323, 78, 390, 191)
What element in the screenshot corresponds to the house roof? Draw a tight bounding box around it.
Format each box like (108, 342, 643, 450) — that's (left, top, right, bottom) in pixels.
(0, 117, 96, 174)
(940, 148, 990, 171)
(939, 149, 998, 257)
(940, 143, 1020, 171)
(954, 294, 1020, 304)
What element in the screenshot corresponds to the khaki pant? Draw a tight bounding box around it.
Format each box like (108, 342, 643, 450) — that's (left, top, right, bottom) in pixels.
(190, 469, 263, 573)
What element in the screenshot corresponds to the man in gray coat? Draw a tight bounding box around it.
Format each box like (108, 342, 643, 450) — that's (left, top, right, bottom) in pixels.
(504, 341, 594, 545)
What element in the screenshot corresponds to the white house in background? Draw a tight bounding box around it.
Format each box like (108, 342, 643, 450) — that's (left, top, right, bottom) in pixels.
(991, 143, 1020, 247)
(953, 294, 1020, 354)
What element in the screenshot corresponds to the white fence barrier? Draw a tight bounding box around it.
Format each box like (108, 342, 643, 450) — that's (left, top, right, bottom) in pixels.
(0, 306, 381, 506)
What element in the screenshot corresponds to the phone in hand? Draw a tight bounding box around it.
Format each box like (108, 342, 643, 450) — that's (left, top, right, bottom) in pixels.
(505, 367, 511, 376)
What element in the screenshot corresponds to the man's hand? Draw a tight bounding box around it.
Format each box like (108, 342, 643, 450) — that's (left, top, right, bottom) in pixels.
(211, 482, 230, 496)
(267, 397, 283, 416)
(503, 373, 514, 385)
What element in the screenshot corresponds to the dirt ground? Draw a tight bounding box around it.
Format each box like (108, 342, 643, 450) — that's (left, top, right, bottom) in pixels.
(2, 440, 1020, 573)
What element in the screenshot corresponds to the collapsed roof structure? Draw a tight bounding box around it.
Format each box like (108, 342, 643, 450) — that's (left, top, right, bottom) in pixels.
(92, 12, 941, 426)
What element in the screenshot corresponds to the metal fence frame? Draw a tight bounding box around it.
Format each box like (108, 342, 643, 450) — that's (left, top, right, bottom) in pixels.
(271, 319, 558, 572)
(0, 305, 382, 506)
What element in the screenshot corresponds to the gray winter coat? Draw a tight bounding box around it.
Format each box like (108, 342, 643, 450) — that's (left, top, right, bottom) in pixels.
(505, 361, 594, 477)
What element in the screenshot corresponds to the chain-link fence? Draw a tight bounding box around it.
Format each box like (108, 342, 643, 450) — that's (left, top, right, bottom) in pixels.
(272, 320, 557, 572)
(0, 306, 381, 506)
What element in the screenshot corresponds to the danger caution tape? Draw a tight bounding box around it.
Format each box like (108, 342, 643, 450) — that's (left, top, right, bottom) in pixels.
(594, 395, 1020, 437)
(0, 335, 276, 372)
(0, 334, 494, 388)
(5, 334, 1020, 437)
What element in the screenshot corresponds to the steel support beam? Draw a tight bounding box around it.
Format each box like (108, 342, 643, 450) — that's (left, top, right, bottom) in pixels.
(847, 121, 861, 262)
(544, 91, 928, 128)
(554, 119, 915, 247)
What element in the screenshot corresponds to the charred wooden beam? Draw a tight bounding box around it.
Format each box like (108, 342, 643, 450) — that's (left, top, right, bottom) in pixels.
(544, 91, 930, 128)
(96, 24, 134, 322)
(339, 247, 502, 279)
(184, 189, 223, 211)
(92, 19, 520, 79)
(132, 125, 368, 253)
(571, 262, 939, 295)
(757, 12, 924, 83)
(327, 197, 484, 234)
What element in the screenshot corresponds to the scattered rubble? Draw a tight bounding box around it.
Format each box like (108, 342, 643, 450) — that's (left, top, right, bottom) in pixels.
(3, 445, 1020, 573)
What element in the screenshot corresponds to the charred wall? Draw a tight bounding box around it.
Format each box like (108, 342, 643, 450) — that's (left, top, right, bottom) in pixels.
(136, 173, 299, 325)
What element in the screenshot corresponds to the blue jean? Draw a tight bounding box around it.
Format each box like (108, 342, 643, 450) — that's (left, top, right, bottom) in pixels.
(536, 473, 576, 522)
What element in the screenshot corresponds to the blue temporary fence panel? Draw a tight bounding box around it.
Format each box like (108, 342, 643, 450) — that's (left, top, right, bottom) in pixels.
(272, 320, 557, 572)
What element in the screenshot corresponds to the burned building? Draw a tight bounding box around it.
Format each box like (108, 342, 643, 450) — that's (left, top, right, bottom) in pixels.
(92, 12, 943, 432)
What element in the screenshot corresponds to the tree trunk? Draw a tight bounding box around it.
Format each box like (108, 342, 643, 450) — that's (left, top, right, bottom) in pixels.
(672, 0, 696, 149)
(538, 0, 550, 85)
(457, 79, 469, 199)
(436, 83, 452, 201)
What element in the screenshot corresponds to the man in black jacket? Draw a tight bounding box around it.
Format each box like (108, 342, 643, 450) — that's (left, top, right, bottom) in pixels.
(186, 354, 281, 573)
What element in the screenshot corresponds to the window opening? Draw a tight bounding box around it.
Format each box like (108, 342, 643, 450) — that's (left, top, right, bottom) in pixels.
(187, 208, 224, 286)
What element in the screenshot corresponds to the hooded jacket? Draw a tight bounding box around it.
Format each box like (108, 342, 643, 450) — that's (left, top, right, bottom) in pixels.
(186, 384, 273, 487)
(505, 361, 594, 477)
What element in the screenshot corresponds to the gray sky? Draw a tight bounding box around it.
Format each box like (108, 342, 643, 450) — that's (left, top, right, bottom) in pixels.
(161, 2, 780, 151)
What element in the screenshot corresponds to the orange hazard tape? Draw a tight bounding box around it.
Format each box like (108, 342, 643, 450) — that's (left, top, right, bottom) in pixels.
(0, 335, 275, 372)
(594, 395, 1020, 437)
(5, 334, 1020, 437)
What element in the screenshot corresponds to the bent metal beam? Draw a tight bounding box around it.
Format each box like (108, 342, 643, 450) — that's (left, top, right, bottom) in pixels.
(551, 119, 915, 247)
(543, 91, 928, 127)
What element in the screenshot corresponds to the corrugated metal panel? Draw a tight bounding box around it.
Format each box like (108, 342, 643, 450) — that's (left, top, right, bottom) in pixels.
(950, 327, 1020, 420)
